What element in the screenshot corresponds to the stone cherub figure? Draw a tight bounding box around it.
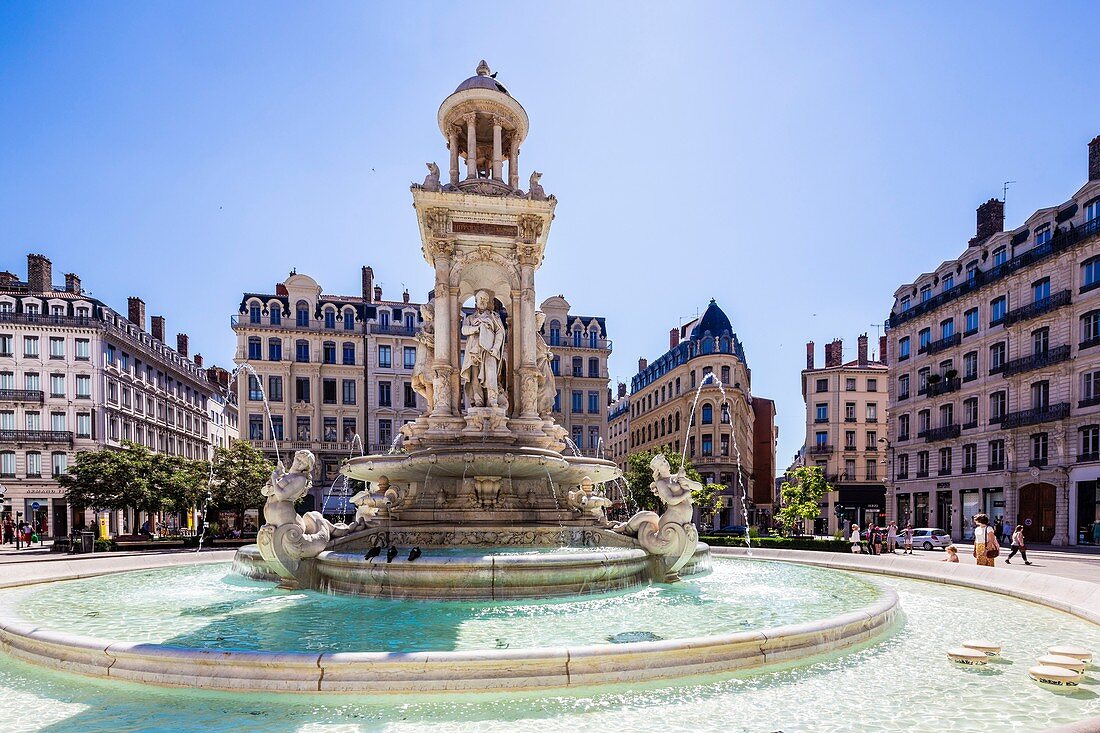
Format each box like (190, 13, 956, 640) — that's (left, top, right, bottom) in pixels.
(460, 289, 506, 409)
(419, 162, 441, 191)
(527, 171, 546, 201)
(567, 476, 614, 525)
(411, 300, 435, 411)
(534, 310, 556, 416)
(611, 453, 699, 580)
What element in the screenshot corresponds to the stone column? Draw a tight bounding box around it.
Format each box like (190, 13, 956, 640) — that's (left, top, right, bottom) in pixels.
(464, 113, 477, 180)
(1053, 470, 1070, 546)
(449, 287, 461, 413)
(508, 141, 519, 189)
(448, 128, 460, 186)
(492, 118, 503, 181)
(431, 250, 453, 417)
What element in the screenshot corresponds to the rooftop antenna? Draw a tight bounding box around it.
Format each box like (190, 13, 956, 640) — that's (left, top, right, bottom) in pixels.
(1002, 181, 1016, 224)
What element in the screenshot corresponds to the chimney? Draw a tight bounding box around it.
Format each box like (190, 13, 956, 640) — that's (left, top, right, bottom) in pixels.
(825, 338, 843, 368)
(27, 254, 52, 293)
(805, 341, 815, 370)
(638, 357, 648, 372)
(617, 382, 627, 398)
(127, 297, 146, 330)
(972, 199, 1004, 244)
(64, 273, 81, 294)
(151, 315, 165, 342)
(176, 333, 189, 357)
(1090, 135, 1100, 181)
(669, 328, 680, 349)
(374, 285, 383, 301)
(193, 353, 203, 367)
(857, 333, 868, 367)
(879, 335, 888, 365)
(402, 288, 410, 304)
(362, 266, 374, 302)
(206, 366, 230, 390)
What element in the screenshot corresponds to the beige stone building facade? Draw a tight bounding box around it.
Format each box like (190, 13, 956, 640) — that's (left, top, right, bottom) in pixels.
(886, 134, 1100, 546)
(611, 300, 776, 528)
(1, 253, 219, 538)
(801, 334, 889, 534)
(539, 295, 611, 456)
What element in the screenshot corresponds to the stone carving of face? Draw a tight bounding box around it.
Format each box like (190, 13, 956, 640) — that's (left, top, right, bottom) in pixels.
(475, 290, 492, 311)
(535, 311, 546, 330)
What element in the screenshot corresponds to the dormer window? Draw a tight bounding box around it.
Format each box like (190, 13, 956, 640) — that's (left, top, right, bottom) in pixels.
(249, 304, 261, 324)
(993, 246, 1008, 266)
(324, 308, 336, 329)
(1035, 224, 1052, 246)
(270, 306, 281, 325)
(295, 301, 309, 327)
(1087, 197, 1100, 224)
(942, 273, 954, 292)
(344, 309, 355, 330)
(919, 285, 931, 303)
(900, 296, 911, 312)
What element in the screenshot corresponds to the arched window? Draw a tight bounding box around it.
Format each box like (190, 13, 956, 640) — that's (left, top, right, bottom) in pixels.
(295, 301, 310, 327)
(702, 404, 713, 424)
(322, 341, 336, 364)
(573, 329, 582, 347)
(247, 337, 261, 360)
(674, 411, 681, 433)
(295, 339, 310, 363)
(324, 308, 336, 329)
(548, 320, 561, 346)
(248, 302, 261, 324)
(589, 331, 598, 348)
(343, 309, 355, 331)
(269, 303, 281, 325)
(721, 403, 731, 424)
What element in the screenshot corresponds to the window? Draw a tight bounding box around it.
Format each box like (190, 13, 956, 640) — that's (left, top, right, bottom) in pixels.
(295, 377, 310, 403)
(324, 309, 336, 329)
(940, 318, 954, 339)
(867, 379, 877, 392)
(554, 390, 561, 413)
(844, 459, 856, 480)
(51, 452, 67, 477)
(267, 338, 282, 361)
(1032, 327, 1049, 356)
(963, 397, 978, 427)
(572, 357, 583, 377)
(342, 379, 356, 405)
(378, 345, 391, 368)
(989, 342, 1006, 372)
(816, 378, 828, 392)
(701, 435, 713, 456)
(270, 416, 283, 440)
(270, 307, 281, 325)
(963, 444, 977, 473)
(403, 346, 415, 369)
(25, 373, 40, 392)
(845, 402, 856, 422)
(702, 404, 713, 424)
(1088, 198, 1100, 223)
(1083, 311, 1100, 347)
(73, 374, 89, 399)
(295, 340, 310, 363)
(942, 273, 954, 292)
(379, 311, 390, 329)
(50, 374, 64, 398)
(248, 375, 263, 401)
(897, 337, 911, 362)
(966, 261, 979, 283)
(1031, 380, 1049, 410)
(588, 358, 600, 378)
(989, 439, 1005, 469)
(551, 356, 560, 376)
(993, 246, 1008, 266)
(866, 430, 877, 449)
(815, 431, 828, 447)
(344, 310, 355, 331)
(0, 334, 13, 357)
(920, 285, 932, 303)
(296, 301, 310, 327)
(322, 341, 336, 364)
(378, 381, 391, 407)
(898, 413, 911, 441)
(898, 374, 910, 400)
(990, 391, 1007, 422)
(76, 413, 91, 438)
(343, 418, 357, 442)
(917, 367, 929, 393)
(1083, 256, 1100, 292)
(918, 328, 931, 351)
(49, 337, 64, 358)
(249, 304, 261, 324)
(247, 337, 262, 360)
(1082, 425, 1100, 460)
(24, 336, 39, 357)
(571, 391, 583, 413)
(990, 296, 1007, 325)
(845, 430, 856, 448)
(815, 403, 828, 422)
(268, 376, 283, 402)
(846, 378, 856, 391)
(404, 382, 417, 408)
(939, 403, 954, 427)
(866, 403, 878, 421)
(322, 378, 337, 404)
(866, 459, 877, 480)
(1035, 224, 1052, 246)
(548, 321, 560, 346)
(75, 338, 89, 360)
(1031, 433, 1048, 466)
(939, 447, 952, 475)
(1033, 277, 1050, 303)
(721, 366, 730, 384)
(249, 415, 264, 440)
(572, 330, 582, 347)
(589, 331, 598, 349)
(588, 391, 600, 414)
(901, 296, 911, 312)
(897, 453, 909, 479)
(963, 351, 978, 381)
(965, 308, 979, 335)
(1083, 370, 1100, 406)
(917, 409, 930, 435)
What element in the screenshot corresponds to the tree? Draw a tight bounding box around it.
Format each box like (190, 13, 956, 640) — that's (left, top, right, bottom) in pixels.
(624, 446, 722, 524)
(775, 466, 833, 536)
(151, 453, 208, 515)
(209, 441, 275, 527)
(60, 441, 159, 513)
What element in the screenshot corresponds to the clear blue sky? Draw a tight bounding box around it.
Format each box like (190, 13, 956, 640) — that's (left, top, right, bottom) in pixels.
(3, 2, 1100, 472)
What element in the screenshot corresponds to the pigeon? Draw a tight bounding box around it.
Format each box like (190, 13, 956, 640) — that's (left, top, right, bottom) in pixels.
(386, 546, 399, 563)
(407, 547, 422, 562)
(364, 545, 382, 562)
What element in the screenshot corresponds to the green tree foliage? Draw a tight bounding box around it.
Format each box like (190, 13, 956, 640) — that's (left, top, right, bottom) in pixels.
(60, 441, 163, 513)
(624, 446, 722, 522)
(775, 466, 833, 535)
(209, 441, 275, 521)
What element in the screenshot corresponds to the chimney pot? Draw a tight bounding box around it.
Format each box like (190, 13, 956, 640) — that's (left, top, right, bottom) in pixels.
(879, 335, 888, 365)
(64, 273, 81, 294)
(176, 333, 189, 357)
(1089, 135, 1100, 181)
(638, 357, 648, 372)
(825, 339, 844, 368)
(806, 341, 815, 370)
(973, 199, 1005, 244)
(669, 328, 680, 349)
(127, 297, 146, 330)
(193, 353, 203, 367)
(617, 382, 627, 398)
(374, 285, 383, 301)
(362, 266, 374, 302)
(26, 254, 52, 293)
(151, 316, 165, 342)
(857, 333, 869, 367)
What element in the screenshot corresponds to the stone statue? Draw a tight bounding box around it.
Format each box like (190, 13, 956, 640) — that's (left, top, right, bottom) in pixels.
(256, 450, 350, 584)
(349, 485, 388, 524)
(460, 289, 506, 409)
(534, 311, 556, 416)
(411, 301, 435, 411)
(611, 454, 699, 580)
(419, 162, 441, 192)
(567, 476, 613, 525)
(527, 171, 546, 201)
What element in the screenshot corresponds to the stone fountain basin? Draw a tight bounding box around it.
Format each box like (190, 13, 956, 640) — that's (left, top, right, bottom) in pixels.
(341, 446, 622, 485)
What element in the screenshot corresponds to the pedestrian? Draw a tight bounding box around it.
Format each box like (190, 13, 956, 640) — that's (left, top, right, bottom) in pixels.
(902, 523, 915, 554)
(2, 517, 13, 544)
(886, 521, 898, 554)
(942, 545, 960, 563)
(872, 525, 883, 555)
(972, 512, 999, 567)
(993, 516, 1004, 545)
(850, 524, 862, 554)
(1006, 524, 1031, 565)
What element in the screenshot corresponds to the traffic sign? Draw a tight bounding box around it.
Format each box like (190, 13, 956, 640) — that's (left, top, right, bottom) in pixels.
(31, 501, 40, 510)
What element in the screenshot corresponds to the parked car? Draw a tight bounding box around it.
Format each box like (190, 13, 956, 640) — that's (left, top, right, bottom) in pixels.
(712, 525, 749, 536)
(906, 527, 952, 551)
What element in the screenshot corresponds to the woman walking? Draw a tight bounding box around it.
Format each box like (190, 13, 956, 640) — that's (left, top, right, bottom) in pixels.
(973, 513, 999, 567)
(901, 523, 915, 554)
(850, 524, 862, 554)
(1006, 524, 1031, 565)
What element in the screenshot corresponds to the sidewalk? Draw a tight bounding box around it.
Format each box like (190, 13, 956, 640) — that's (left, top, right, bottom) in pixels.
(856, 542, 1100, 584)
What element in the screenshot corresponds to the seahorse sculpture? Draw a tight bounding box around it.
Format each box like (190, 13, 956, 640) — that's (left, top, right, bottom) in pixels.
(611, 454, 699, 580)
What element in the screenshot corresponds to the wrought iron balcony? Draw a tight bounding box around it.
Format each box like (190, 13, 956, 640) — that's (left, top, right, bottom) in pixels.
(1028, 458, 1049, 468)
(926, 378, 961, 397)
(920, 333, 961, 356)
(922, 424, 961, 443)
(915, 470, 929, 479)
(1004, 289, 1072, 326)
(999, 345, 1071, 377)
(0, 312, 97, 328)
(1079, 395, 1100, 409)
(962, 465, 977, 474)
(809, 444, 833, 454)
(1000, 402, 1070, 429)
(897, 432, 910, 442)
(0, 429, 73, 444)
(1077, 452, 1099, 463)
(0, 389, 44, 403)
(988, 462, 1005, 471)
(896, 472, 909, 480)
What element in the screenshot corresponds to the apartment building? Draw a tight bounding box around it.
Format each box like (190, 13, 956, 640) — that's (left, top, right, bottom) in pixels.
(801, 334, 889, 534)
(886, 134, 1100, 546)
(0, 254, 218, 537)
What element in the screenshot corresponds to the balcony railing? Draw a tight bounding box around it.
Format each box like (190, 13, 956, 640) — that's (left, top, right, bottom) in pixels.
(897, 432, 910, 442)
(887, 217, 1100, 329)
(988, 462, 1005, 471)
(0, 389, 44, 403)
(962, 465, 977, 474)
(809, 444, 834, 454)
(896, 472, 909, 480)
(0, 429, 73, 444)
(926, 378, 961, 397)
(1077, 452, 1100, 463)
(920, 333, 961, 356)
(915, 470, 929, 478)
(369, 324, 418, 336)
(1079, 395, 1100, 409)
(0, 312, 97, 328)
(1003, 290, 1072, 326)
(999, 345, 1071, 377)
(922, 424, 961, 443)
(1000, 402, 1071, 429)
(1028, 458, 1049, 468)
(249, 439, 363, 453)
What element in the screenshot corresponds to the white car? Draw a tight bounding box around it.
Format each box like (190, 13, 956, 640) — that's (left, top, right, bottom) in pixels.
(902, 527, 952, 551)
